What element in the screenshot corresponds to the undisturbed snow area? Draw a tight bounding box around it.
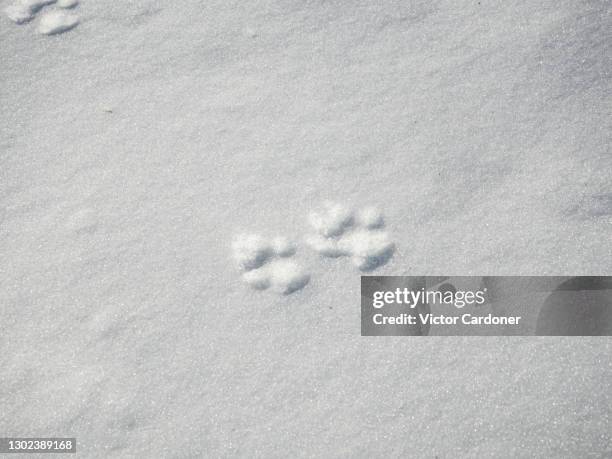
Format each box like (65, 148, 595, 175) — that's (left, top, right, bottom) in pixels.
(1, 0, 611, 457)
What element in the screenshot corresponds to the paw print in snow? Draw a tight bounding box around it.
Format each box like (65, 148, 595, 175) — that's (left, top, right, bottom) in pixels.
(306, 202, 394, 271)
(5, 0, 53, 23)
(4, 0, 79, 35)
(232, 234, 309, 295)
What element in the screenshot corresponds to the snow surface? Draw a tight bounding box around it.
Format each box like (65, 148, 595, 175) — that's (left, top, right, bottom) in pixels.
(1, 0, 611, 457)
(4, 0, 79, 33)
(56, 0, 77, 9)
(4, 0, 54, 24)
(233, 234, 308, 294)
(37, 10, 78, 35)
(306, 203, 396, 271)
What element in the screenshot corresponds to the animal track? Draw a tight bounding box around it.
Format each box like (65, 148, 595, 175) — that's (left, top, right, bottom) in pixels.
(232, 203, 394, 295)
(37, 9, 78, 34)
(305, 202, 395, 271)
(4, 0, 53, 23)
(232, 234, 309, 295)
(4, 0, 79, 35)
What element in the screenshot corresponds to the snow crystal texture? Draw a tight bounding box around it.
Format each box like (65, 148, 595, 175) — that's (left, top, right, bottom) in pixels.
(1, 0, 611, 457)
(37, 10, 78, 35)
(4, 0, 79, 34)
(233, 234, 309, 294)
(306, 202, 395, 271)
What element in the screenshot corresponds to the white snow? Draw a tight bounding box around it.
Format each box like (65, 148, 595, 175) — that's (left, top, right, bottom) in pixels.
(1, 0, 611, 456)
(37, 10, 78, 35)
(242, 266, 271, 290)
(263, 258, 310, 295)
(56, 0, 77, 9)
(308, 202, 354, 238)
(21, 0, 54, 9)
(306, 203, 396, 271)
(338, 228, 395, 271)
(233, 234, 309, 294)
(241, 255, 310, 295)
(304, 234, 349, 258)
(355, 206, 384, 229)
(271, 236, 296, 257)
(232, 234, 272, 271)
(4, 0, 55, 23)
(4, 2, 33, 23)
(65, 208, 98, 234)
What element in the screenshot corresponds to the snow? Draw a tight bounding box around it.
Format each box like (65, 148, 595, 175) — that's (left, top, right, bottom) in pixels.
(306, 203, 395, 271)
(270, 236, 296, 257)
(3, 0, 79, 33)
(233, 234, 309, 294)
(232, 234, 273, 271)
(37, 10, 78, 35)
(338, 228, 395, 271)
(305, 233, 348, 258)
(56, 0, 77, 9)
(4, 2, 33, 23)
(4, 0, 55, 23)
(253, 258, 310, 295)
(242, 257, 310, 294)
(65, 208, 98, 234)
(1, 0, 611, 456)
(355, 206, 385, 229)
(308, 202, 355, 238)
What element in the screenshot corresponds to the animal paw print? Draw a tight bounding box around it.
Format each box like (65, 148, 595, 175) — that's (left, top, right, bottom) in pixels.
(305, 202, 395, 271)
(232, 234, 310, 295)
(4, 0, 79, 35)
